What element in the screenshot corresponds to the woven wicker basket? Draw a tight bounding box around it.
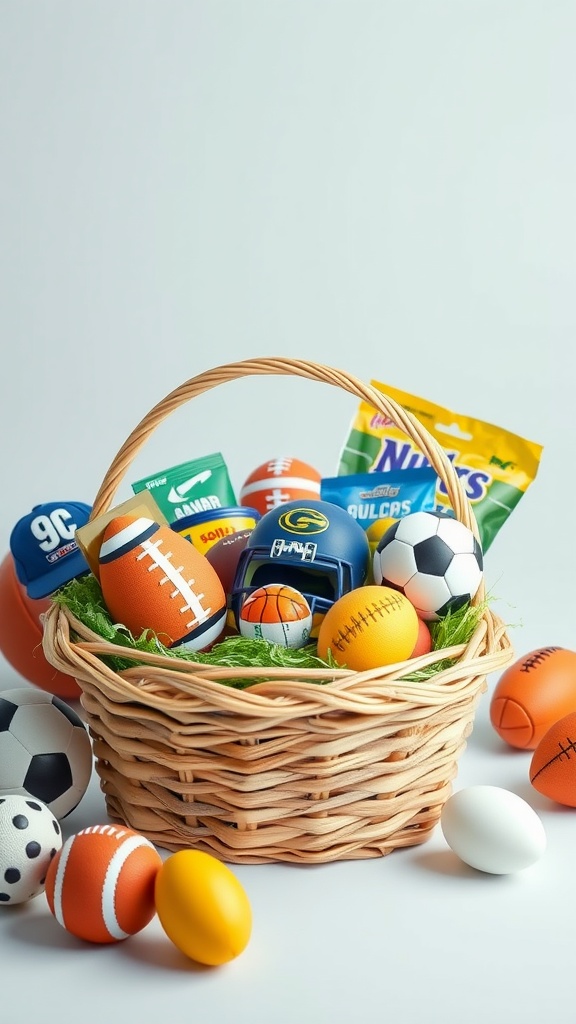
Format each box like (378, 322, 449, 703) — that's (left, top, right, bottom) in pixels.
(43, 357, 513, 864)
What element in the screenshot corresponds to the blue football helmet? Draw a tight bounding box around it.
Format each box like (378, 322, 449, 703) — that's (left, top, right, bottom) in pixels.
(230, 499, 370, 628)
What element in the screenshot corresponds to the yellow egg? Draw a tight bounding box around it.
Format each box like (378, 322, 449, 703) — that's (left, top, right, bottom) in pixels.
(154, 850, 252, 965)
(365, 516, 397, 549)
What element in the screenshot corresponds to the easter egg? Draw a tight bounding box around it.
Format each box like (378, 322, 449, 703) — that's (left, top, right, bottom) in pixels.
(45, 823, 162, 943)
(0, 553, 81, 699)
(490, 646, 576, 749)
(530, 711, 576, 806)
(99, 515, 227, 651)
(205, 529, 253, 596)
(238, 584, 313, 648)
(154, 849, 252, 965)
(440, 785, 546, 874)
(316, 585, 419, 670)
(411, 617, 433, 658)
(0, 794, 62, 905)
(365, 517, 397, 553)
(239, 457, 321, 517)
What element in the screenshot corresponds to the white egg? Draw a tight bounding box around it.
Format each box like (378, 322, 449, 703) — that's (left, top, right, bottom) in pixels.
(440, 785, 546, 874)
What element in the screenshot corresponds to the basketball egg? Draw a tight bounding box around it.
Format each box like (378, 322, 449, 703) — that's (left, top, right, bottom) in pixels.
(239, 584, 312, 648)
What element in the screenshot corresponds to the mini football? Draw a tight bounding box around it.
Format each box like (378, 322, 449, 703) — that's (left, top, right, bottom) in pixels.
(239, 457, 321, 517)
(373, 510, 483, 620)
(490, 647, 576, 750)
(530, 711, 576, 806)
(99, 515, 227, 651)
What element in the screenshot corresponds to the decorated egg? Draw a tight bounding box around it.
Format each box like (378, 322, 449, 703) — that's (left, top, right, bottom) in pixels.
(490, 647, 576, 749)
(99, 515, 227, 651)
(0, 794, 62, 905)
(316, 585, 419, 670)
(45, 823, 162, 943)
(239, 457, 321, 517)
(239, 584, 313, 648)
(154, 849, 252, 965)
(530, 711, 576, 806)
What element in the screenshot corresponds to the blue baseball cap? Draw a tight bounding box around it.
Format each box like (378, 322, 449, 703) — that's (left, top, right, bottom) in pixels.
(10, 501, 93, 598)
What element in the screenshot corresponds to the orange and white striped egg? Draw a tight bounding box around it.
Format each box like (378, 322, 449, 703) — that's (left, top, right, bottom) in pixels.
(44, 823, 162, 943)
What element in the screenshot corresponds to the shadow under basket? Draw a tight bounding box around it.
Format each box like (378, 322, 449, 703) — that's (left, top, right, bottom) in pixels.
(42, 357, 513, 864)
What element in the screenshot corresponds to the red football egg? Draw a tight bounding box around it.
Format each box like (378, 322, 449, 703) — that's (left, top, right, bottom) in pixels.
(0, 552, 81, 699)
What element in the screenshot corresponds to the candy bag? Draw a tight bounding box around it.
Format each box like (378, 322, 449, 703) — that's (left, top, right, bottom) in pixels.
(338, 380, 543, 551)
(320, 468, 437, 532)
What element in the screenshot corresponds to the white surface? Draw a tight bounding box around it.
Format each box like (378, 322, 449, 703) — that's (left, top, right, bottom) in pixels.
(0, 2, 574, 1022)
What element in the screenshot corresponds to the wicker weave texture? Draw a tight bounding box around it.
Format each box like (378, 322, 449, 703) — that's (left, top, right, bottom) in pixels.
(42, 358, 513, 863)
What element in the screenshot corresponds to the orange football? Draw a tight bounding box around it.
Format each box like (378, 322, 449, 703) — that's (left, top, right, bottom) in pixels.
(530, 711, 576, 806)
(45, 823, 162, 943)
(239, 457, 321, 516)
(99, 515, 227, 651)
(490, 647, 576, 750)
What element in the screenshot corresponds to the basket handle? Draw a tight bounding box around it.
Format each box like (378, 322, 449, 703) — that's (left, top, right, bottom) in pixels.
(90, 356, 477, 534)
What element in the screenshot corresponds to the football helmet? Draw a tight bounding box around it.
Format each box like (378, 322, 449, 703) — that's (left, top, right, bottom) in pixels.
(230, 499, 370, 629)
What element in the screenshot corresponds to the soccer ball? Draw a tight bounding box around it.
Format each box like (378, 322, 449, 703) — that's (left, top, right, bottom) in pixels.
(0, 689, 93, 819)
(0, 793, 62, 905)
(373, 511, 483, 621)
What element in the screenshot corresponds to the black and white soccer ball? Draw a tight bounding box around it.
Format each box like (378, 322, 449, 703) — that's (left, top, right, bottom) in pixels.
(373, 511, 484, 621)
(0, 689, 93, 819)
(0, 793, 62, 904)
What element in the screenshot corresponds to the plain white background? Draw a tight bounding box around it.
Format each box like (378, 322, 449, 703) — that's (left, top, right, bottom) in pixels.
(0, 2, 574, 1022)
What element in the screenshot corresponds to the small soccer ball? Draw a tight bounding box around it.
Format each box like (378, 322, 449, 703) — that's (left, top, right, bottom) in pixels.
(0, 689, 93, 819)
(0, 794, 62, 905)
(373, 511, 483, 621)
(238, 584, 313, 648)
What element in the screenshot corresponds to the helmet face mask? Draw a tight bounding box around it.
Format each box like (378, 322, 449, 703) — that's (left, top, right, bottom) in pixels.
(230, 500, 370, 629)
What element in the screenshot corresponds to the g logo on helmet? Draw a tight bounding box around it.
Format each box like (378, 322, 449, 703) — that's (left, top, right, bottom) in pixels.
(277, 508, 329, 536)
(231, 499, 371, 633)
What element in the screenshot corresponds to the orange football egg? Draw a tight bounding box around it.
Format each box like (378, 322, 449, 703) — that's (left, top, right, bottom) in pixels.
(530, 711, 576, 806)
(239, 457, 321, 517)
(490, 647, 576, 750)
(99, 515, 227, 651)
(45, 824, 162, 943)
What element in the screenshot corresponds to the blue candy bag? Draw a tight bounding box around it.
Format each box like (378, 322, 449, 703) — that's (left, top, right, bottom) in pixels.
(320, 468, 438, 532)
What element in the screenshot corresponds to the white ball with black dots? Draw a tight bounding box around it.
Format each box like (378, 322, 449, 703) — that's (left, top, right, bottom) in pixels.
(0, 794, 62, 905)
